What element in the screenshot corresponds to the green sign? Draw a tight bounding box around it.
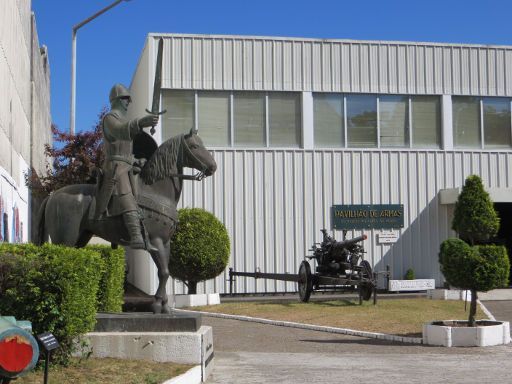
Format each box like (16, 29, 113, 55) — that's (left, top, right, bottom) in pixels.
(331, 204, 404, 230)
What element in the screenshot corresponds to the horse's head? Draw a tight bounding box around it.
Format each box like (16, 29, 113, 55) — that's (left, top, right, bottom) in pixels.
(182, 129, 217, 177)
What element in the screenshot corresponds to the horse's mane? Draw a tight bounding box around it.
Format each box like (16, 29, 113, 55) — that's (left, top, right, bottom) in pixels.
(140, 134, 182, 184)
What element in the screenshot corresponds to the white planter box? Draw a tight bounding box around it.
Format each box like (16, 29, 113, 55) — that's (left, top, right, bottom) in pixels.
(388, 279, 435, 291)
(170, 293, 220, 308)
(428, 289, 472, 301)
(423, 320, 511, 347)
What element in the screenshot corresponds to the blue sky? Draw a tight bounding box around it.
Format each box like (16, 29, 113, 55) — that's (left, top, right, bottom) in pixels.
(32, 0, 512, 134)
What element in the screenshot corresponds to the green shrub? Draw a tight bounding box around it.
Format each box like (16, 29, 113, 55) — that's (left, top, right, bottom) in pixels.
(473, 245, 510, 292)
(86, 245, 125, 313)
(170, 208, 230, 294)
(439, 238, 480, 289)
(0, 243, 103, 363)
(404, 268, 415, 280)
(440, 175, 510, 327)
(452, 175, 499, 244)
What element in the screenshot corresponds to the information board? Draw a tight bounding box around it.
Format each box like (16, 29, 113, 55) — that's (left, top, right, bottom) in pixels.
(332, 204, 404, 230)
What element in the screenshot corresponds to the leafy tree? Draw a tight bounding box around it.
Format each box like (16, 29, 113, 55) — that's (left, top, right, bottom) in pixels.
(440, 175, 509, 326)
(169, 208, 230, 294)
(26, 108, 106, 198)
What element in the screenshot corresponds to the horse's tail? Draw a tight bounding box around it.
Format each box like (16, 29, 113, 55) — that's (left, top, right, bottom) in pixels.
(34, 196, 49, 245)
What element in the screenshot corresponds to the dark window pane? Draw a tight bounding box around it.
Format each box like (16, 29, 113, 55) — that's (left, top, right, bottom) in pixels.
(314, 93, 344, 147)
(453, 96, 481, 148)
(198, 91, 230, 146)
(483, 98, 511, 149)
(269, 92, 301, 147)
(161, 90, 195, 140)
(411, 96, 441, 148)
(347, 95, 377, 148)
(380, 95, 409, 148)
(233, 92, 265, 147)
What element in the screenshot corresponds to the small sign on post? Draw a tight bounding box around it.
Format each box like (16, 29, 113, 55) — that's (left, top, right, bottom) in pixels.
(36, 333, 59, 384)
(377, 231, 399, 244)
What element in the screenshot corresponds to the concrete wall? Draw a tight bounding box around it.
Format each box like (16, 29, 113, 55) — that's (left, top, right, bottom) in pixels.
(0, 0, 51, 243)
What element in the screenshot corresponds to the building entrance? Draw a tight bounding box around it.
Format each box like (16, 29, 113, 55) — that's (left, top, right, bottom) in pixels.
(493, 203, 512, 287)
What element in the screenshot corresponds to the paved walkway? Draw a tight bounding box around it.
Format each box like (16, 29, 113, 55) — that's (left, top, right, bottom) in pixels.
(203, 299, 512, 383)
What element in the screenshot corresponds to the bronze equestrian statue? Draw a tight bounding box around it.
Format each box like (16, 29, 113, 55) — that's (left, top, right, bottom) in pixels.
(96, 83, 159, 249)
(35, 84, 217, 313)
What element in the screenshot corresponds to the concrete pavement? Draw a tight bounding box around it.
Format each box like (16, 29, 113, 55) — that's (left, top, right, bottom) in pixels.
(203, 299, 512, 383)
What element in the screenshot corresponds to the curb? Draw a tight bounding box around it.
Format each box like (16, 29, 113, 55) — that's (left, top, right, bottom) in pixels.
(175, 309, 423, 345)
(163, 365, 202, 384)
(478, 300, 496, 321)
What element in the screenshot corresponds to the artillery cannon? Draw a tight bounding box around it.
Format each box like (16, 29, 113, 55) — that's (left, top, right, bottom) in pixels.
(298, 229, 374, 302)
(228, 229, 377, 303)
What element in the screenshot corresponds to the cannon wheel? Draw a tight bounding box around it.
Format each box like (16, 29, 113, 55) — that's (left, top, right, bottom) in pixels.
(298, 261, 313, 303)
(359, 260, 373, 301)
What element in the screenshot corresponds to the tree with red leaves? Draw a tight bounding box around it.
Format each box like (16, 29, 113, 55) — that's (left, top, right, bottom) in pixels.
(26, 109, 106, 197)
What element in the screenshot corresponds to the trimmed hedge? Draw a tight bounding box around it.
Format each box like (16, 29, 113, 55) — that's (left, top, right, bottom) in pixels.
(87, 245, 125, 313)
(170, 208, 230, 293)
(439, 238, 478, 290)
(473, 245, 510, 292)
(439, 239, 509, 292)
(0, 243, 125, 362)
(0, 243, 102, 361)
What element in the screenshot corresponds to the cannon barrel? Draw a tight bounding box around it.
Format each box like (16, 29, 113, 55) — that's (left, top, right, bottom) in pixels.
(331, 234, 367, 249)
(0, 317, 39, 380)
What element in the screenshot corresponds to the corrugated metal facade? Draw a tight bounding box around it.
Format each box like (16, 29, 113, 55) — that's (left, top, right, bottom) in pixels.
(129, 34, 512, 295)
(158, 34, 512, 96)
(177, 149, 512, 294)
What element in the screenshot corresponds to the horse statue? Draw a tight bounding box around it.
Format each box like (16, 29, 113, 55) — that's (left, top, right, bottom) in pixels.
(35, 129, 217, 313)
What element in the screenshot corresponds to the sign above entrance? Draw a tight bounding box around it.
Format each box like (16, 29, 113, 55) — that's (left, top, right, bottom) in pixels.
(331, 204, 404, 230)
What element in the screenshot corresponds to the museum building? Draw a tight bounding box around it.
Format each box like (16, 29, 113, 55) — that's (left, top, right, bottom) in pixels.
(127, 33, 512, 295)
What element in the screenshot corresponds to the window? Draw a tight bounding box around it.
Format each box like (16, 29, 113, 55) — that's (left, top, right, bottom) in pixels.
(380, 95, 409, 148)
(269, 92, 301, 147)
(483, 98, 511, 149)
(233, 92, 266, 147)
(162, 90, 302, 148)
(314, 94, 344, 147)
(347, 95, 377, 148)
(198, 91, 230, 146)
(411, 96, 441, 148)
(453, 96, 512, 149)
(313, 93, 441, 149)
(453, 97, 480, 148)
(162, 90, 195, 138)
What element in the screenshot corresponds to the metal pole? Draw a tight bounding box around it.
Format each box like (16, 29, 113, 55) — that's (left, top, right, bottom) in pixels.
(70, 0, 129, 134)
(43, 352, 50, 384)
(70, 30, 77, 135)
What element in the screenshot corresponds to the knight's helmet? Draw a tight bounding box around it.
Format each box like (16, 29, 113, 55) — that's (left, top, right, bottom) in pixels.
(109, 83, 131, 105)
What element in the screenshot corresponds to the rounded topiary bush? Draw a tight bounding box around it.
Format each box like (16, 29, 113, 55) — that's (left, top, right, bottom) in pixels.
(440, 175, 510, 327)
(473, 245, 510, 292)
(439, 238, 480, 290)
(170, 208, 230, 294)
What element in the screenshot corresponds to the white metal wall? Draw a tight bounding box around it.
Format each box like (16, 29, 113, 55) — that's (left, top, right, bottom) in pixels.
(156, 34, 512, 96)
(128, 34, 512, 295)
(171, 149, 512, 294)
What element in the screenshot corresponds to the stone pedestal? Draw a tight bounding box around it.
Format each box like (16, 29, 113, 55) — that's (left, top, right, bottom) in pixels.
(78, 312, 213, 382)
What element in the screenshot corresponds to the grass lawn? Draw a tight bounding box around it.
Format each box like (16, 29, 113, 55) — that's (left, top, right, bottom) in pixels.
(192, 298, 487, 337)
(16, 357, 192, 384)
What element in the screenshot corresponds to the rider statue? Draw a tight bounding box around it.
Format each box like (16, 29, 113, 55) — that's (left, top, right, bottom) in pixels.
(95, 83, 159, 249)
